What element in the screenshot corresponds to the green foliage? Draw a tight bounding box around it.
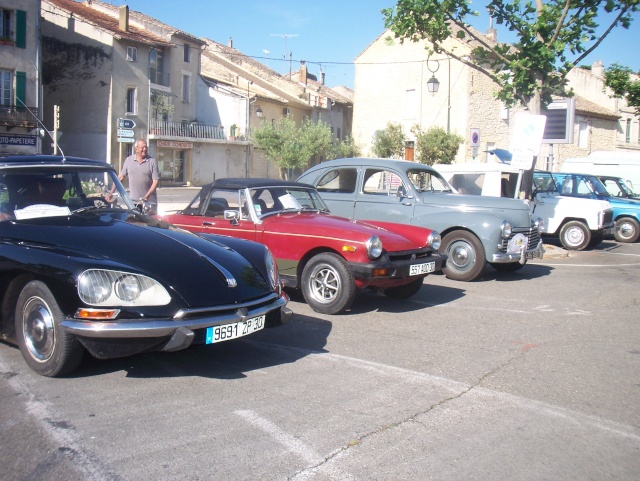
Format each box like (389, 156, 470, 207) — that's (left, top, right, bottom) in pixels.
(328, 135, 362, 160)
(252, 117, 333, 179)
(383, 1, 639, 110)
(372, 122, 406, 158)
(411, 125, 463, 165)
(604, 63, 640, 116)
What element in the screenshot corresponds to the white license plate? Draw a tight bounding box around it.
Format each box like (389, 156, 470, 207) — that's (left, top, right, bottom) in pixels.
(205, 315, 265, 344)
(410, 261, 436, 275)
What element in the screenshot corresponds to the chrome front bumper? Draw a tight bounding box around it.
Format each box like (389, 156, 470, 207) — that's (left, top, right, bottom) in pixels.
(492, 239, 545, 264)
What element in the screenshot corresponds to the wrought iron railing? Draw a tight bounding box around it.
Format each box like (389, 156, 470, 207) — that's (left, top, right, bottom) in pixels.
(0, 105, 39, 127)
(149, 119, 228, 140)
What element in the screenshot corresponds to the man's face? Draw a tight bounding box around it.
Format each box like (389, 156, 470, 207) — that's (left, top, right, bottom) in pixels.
(136, 142, 148, 156)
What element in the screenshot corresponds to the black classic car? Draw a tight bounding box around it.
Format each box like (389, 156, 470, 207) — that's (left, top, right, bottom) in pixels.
(0, 155, 291, 377)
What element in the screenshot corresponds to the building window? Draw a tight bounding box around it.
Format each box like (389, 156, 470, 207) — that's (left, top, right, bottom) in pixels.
(183, 44, 190, 63)
(404, 89, 416, 119)
(182, 74, 190, 103)
(126, 46, 137, 62)
(1, 9, 12, 40)
(149, 48, 168, 86)
(0, 70, 12, 106)
(578, 120, 589, 148)
(126, 87, 137, 114)
(626, 118, 632, 143)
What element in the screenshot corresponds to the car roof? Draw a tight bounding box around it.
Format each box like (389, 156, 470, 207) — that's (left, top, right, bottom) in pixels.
(210, 178, 314, 190)
(0, 155, 112, 169)
(307, 157, 438, 171)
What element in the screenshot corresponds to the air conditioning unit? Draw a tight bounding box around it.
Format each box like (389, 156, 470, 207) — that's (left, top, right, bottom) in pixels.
(283, 107, 291, 116)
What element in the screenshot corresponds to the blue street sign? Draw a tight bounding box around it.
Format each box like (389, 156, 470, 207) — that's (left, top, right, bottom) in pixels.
(118, 118, 136, 129)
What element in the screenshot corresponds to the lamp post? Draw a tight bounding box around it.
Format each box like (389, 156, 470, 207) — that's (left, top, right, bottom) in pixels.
(425, 55, 451, 133)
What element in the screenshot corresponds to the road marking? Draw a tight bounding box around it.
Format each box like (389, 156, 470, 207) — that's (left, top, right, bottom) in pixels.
(0, 357, 118, 481)
(234, 409, 353, 480)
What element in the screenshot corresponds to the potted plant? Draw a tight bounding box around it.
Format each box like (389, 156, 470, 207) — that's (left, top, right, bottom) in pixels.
(229, 124, 238, 140)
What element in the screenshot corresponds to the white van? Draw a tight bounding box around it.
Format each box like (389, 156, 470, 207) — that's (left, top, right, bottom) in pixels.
(434, 162, 615, 250)
(560, 151, 640, 191)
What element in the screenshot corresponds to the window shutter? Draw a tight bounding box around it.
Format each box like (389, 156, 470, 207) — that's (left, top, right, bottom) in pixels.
(16, 10, 27, 49)
(15, 71, 26, 108)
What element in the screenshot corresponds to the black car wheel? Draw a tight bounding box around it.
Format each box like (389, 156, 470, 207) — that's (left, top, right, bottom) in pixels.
(613, 217, 640, 243)
(559, 220, 591, 250)
(301, 253, 356, 314)
(384, 277, 424, 298)
(15, 280, 84, 377)
(440, 230, 486, 282)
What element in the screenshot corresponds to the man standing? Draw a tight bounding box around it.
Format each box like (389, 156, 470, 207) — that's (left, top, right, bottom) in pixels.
(119, 139, 160, 214)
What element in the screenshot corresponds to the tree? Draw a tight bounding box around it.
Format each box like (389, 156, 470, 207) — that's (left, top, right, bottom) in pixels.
(412, 125, 463, 165)
(383, 0, 638, 196)
(328, 135, 362, 160)
(604, 63, 640, 116)
(252, 117, 333, 179)
(372, 122, 406, 158)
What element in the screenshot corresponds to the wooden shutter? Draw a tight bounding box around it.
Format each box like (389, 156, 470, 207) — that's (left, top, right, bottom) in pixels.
(15, 10, 26, 49)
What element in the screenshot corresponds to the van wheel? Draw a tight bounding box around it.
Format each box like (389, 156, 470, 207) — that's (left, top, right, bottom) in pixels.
(614, 217, 640, 243)
(559, 221, 591, 250)
(440, 231, 486, 282)
(15, 281, 84, 377)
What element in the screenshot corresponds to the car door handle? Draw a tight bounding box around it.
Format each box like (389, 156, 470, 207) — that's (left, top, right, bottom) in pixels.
(402, 202, 413, 206)
(202, 221, 216, 227)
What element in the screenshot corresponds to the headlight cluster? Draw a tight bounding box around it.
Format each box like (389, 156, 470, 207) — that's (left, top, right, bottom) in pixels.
(264, 248, 279, 291)
(534, 217, 544, 232)
(366, 235, 383, 259)
(427, 231, 441, 250)
(78, 269, 171, 306)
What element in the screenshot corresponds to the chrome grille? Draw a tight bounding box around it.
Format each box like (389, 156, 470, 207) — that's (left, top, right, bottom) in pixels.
(498, 224, 541, 253)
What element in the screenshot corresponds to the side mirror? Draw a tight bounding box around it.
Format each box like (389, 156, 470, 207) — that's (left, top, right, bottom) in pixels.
(224, 209, 239, 225)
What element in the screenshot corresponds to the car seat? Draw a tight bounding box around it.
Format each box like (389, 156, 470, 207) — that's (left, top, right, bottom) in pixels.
(206, 197, 229, 216)
(36, 178, 67, 206)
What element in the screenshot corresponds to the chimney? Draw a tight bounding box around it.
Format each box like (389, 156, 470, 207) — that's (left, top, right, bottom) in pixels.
(118, 5, 129, 32)
(486, 28, 497, 42)
(228, 37, 233, 48)
(592, 60, 605, 78)
(299, 64, 307, 84)
(320, 71, 325, 85)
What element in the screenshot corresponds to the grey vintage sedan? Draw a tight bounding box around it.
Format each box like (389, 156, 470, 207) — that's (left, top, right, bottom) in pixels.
(298, 158, 544, 282)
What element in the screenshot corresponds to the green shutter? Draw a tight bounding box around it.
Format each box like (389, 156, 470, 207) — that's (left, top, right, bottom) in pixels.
(15, 71, 26, 109)
(16, 10, 26, 49)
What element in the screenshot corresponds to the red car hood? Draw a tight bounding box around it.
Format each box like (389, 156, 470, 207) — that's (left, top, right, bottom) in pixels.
(262, 212, 431, 251)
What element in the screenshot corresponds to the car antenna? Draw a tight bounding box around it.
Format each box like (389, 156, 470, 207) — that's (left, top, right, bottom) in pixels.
(16, 97, 65, 159)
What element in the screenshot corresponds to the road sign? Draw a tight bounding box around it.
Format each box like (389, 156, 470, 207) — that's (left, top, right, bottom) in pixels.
(117, 137, 135, 143)
(118, 118, 136, 129)
(117, 129, 135, 138)
(470, 128, 480, 147)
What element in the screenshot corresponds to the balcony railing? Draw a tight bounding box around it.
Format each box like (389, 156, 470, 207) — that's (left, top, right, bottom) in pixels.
(149, 119, 228, 140)
(0, 105, 39, 127)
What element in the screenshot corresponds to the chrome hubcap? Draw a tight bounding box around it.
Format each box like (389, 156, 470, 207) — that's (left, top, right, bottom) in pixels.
(448, 241, 474, 270)
(22, 297, 55, 362)
(308, 264, 340, 304)
(565, 227, 585, 246)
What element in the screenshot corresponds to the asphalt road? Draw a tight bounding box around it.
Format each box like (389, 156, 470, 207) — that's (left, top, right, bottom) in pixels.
(1, 238, 639, 481)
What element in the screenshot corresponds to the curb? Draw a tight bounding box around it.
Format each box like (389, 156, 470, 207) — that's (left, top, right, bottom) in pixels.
(542, 244, 569, 259)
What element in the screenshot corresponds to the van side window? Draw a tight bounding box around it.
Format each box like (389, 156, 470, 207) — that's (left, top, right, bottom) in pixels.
(317, 168, 357, 193)
(450, 173, 483, 195)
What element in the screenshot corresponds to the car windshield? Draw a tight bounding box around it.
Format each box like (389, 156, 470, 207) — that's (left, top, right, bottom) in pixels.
(406, 168, 452, 193)
(249, 186, 330, 217)
(0, 167, 135, 222)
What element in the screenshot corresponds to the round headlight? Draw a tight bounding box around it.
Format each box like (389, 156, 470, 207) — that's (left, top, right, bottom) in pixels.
(501, 221, 513, 239)
(366, 235, 383, 259)
(78, 271, 112, 304)
(265, 248, 278, 290)
(427, 231, 441, 250)
(534, 217, 544, 232)
(115, 274, 142, 301)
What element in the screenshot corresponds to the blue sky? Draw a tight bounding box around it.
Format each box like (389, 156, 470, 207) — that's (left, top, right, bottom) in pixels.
(115, 1, 639, 89)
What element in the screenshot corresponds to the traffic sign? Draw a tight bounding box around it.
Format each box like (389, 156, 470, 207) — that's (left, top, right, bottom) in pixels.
(470, 128, 480, 147)
(118, 118, 136, 129)
(118, 137, 135, 143)
(117, 129, 135, 137)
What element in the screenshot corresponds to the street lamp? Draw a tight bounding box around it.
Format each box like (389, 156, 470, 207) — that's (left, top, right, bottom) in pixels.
(425, 55, 451, 133)
(255, 105, 263, 118)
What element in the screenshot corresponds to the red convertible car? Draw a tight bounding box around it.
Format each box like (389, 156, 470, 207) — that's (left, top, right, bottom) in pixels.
(159, 179, 446, 314)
